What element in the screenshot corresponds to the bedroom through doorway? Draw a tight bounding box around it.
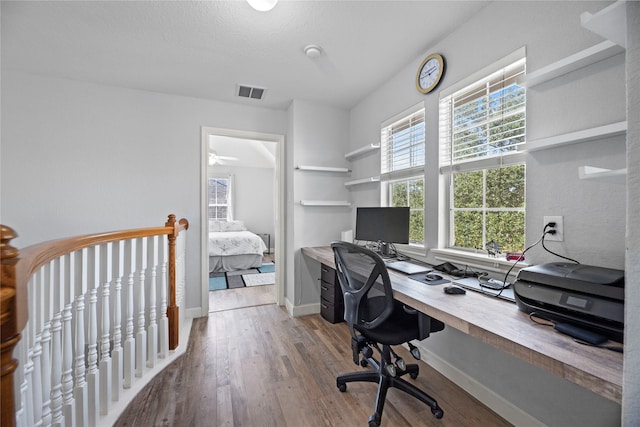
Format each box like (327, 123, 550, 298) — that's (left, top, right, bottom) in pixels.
(201, 127, 284, 314)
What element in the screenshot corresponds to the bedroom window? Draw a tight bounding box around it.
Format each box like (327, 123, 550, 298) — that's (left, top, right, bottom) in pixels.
(439, 54, 526, 254)
(208, 177, 230, 220)
(381, 102, 425, 246)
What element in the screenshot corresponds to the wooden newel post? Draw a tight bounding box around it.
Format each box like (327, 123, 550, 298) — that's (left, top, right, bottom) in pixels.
(1, 225, 21, 427)
(165, 215, 179, 350)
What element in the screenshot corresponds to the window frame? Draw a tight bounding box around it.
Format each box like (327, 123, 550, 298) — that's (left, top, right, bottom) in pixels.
(380, 102, 426, 248)
(387, 176, 425, 245)
(207, 176, 230, 221)
(438, 48, 528, 264)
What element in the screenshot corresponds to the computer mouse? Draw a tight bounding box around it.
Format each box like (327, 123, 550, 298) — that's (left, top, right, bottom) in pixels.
(425, 273, 443, 281)
(444, 285, 466, 295)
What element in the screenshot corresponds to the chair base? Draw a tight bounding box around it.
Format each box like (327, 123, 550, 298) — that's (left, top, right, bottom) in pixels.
(337, 362, 444, 426)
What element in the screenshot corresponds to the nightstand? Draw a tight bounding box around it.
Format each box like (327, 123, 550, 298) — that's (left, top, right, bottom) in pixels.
(257, 233, 270, 254)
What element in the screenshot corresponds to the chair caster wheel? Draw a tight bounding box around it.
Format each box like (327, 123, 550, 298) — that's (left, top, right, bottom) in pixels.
(368, 415, 380, 427)
(385, 363, 397, 377)
(338, 382, 347, 392)
(360, 359, 368, 368)
(410, 372, 418, 379)
(431, 407, 444, 419)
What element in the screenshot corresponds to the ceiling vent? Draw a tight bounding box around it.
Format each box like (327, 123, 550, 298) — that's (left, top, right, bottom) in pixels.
(237, 84, 266, 100)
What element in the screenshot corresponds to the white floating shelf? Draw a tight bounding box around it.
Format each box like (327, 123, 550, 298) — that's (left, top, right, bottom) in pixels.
(344, 143, 380, 160)
(578, 166, 627, 184)
(525, 40, 625, 87)
(299, 200, 352, 207)
(296, 165, 351, 173)
(581, 1, 627, 48)
(344, 176, 381, 187)
(526, 121, 626, 152)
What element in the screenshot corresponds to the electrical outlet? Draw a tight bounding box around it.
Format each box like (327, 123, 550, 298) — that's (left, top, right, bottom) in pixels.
(543, 215, 564, 242)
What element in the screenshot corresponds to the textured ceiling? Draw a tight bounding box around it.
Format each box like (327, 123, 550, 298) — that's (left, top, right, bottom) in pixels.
(2, 0, 489, 110)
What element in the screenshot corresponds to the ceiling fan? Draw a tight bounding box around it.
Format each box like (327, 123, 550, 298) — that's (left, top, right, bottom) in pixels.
(209, 150, 239, 165)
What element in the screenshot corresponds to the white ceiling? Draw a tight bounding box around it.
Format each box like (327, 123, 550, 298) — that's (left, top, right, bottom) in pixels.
(1, 0, 490, 111)
(209, 135, 277, 168)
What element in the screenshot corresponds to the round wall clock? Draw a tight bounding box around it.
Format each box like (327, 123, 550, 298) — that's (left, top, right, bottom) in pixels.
(416, 53, 445, 94)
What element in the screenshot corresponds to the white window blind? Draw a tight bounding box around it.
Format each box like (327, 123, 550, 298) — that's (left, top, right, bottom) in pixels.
(381, 105, 425, 181)
(440, 58, 526, 173)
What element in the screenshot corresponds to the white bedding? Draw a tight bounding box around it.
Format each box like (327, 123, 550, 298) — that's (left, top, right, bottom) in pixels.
(208, 230, 267, 257)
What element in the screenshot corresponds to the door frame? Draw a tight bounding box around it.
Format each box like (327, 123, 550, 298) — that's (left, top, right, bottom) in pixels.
(201, 126, 285, 314)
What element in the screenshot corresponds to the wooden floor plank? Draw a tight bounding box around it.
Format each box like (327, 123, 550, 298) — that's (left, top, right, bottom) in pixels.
(115, 298, 512, 427)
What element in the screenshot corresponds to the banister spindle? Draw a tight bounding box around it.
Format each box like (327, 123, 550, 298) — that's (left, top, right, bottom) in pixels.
(99, 243, 113, 415)
(86, 246, 100, 426)
(158, 242, 168, 359)
(147, 236, 158, 369)
(136, 238, 147, 378)
(73, 249, 88, 426)
(111, 241, 125, 401)
(61, 253, 75, 426)
(123, 239, 136, 388)
(39, 262, 53, 426)
(15, 335, 29, 425)
(30, 269, 44, 425)
(50, 257, 64, 425)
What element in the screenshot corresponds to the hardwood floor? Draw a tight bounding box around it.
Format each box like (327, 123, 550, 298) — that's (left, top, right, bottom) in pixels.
(209, 254, 277, 313)
(115, 304, 512, 426)
(209, 284, 276, 313)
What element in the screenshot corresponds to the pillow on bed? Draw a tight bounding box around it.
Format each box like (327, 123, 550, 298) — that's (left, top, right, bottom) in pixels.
(209, 220, 222, 231)
(219, 220, 246, 232)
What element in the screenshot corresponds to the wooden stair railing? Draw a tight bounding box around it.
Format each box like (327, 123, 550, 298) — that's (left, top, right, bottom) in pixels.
(0, 214, 188, 427)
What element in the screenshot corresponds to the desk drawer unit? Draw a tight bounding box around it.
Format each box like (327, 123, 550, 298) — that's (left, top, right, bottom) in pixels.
(320, 264, 344, 323)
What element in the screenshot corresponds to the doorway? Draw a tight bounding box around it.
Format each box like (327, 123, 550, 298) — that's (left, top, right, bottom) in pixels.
(201, 127, 285, 315)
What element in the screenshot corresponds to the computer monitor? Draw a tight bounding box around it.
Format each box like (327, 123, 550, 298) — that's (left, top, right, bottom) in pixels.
(355, 207, 410, 245)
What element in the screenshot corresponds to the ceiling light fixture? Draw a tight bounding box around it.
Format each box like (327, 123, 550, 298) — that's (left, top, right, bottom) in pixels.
(247, 0, 278, 12)
(304, 45, 322, 59)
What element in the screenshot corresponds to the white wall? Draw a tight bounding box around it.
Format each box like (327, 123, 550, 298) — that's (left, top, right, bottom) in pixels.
(347, 1, 625, 425)
(1, 71, 287, 311)
(208, 165, 276, 248)
(287, 99, 352, 309)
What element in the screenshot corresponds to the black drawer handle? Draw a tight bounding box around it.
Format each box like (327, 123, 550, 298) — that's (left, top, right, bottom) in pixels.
(321, 268, 329, 273)
(321, 303, 328, 309)
(321, 285, 328, 291)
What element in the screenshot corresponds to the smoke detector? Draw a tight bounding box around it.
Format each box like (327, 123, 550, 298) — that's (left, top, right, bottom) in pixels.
(304, 45, 322, 58)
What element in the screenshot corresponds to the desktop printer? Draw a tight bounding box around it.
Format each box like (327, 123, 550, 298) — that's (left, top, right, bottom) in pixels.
(513, 262, 624, 342)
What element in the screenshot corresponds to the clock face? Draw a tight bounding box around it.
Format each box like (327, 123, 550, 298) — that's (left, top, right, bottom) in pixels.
(416, 54, 444, 94)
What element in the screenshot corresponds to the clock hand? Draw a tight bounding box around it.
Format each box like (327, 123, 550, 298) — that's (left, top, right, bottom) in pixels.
(421, 66, 437, 78)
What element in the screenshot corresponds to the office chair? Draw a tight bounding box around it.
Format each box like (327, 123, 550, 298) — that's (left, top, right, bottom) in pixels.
(331, 241, 445, 426)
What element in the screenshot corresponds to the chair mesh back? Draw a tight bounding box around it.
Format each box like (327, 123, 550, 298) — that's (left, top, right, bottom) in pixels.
(332, 242, 394, 330)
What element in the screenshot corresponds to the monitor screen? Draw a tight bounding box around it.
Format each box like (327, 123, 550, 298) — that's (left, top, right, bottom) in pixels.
(355, 207, 410, 244)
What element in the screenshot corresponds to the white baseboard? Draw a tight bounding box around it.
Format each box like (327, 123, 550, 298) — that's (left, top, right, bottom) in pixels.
(185, 306, 204, 319)
(418, 346, 544, 427)
(285, 298, 320, 318)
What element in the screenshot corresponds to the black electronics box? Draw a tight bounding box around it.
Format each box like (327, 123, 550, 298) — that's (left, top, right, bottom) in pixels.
(513, 262, 624, 342)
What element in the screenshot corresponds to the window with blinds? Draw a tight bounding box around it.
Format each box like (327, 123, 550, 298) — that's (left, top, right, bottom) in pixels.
(380, 104, 426, 246)
(440, 58, 526, 171)
(381, 107, 425, 180)
(438, 55, 526, 254)
(208, 177, 229, 220)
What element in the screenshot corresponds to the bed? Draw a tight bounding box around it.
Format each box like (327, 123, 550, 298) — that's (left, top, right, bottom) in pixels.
(208, 220, 267, 273)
